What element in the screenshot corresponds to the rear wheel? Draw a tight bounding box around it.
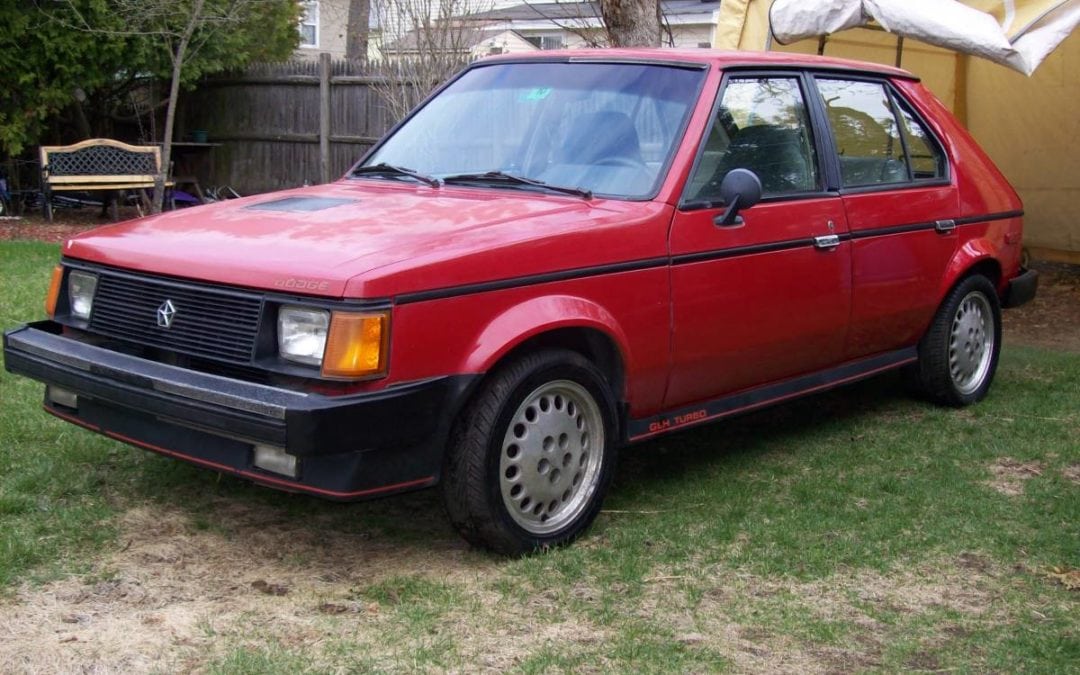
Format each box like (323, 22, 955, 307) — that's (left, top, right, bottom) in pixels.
(908, 275, 1001, 406)
(442, 349, 618, 555)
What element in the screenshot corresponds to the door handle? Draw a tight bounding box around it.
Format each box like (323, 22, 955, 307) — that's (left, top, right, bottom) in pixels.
(935, 219, 956, 234)
(813, 234, 840, 250)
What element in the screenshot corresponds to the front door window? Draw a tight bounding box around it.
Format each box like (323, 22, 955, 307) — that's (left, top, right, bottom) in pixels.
(687, 76, 820, 200)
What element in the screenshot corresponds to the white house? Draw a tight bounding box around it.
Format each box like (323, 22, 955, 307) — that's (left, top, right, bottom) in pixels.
(460, 1, 722, 54)
(294, 0, 722, 60)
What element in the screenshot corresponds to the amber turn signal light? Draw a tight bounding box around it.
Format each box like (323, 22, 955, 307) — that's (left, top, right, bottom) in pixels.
(44, 266, 63, 317)
(321, 311, 389, 379)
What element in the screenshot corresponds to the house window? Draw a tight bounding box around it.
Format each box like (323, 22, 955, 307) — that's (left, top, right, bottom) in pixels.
(525, 35, 564, 50)
(299, 1, 319, 48)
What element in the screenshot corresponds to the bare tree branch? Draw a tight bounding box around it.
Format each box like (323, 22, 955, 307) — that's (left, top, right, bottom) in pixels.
(372, 0, 492, 121)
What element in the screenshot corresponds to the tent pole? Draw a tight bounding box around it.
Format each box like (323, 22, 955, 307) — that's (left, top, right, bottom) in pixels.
(895, 35, 904, 67)
(817, 35, 827, 55)
(953, 53, 969, 127)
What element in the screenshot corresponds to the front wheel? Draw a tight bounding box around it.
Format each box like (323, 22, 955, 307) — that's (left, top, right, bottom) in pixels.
(908, 274, 1002, 406)
(442, 349, 618, 555)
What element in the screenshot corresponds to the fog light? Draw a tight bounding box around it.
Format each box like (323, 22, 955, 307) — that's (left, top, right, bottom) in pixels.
(47, 385, 78, 410)
(252, 444, 299, 478)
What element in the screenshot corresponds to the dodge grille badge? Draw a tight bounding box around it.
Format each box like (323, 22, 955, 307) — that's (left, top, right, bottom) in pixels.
(156, 299, 177, 328)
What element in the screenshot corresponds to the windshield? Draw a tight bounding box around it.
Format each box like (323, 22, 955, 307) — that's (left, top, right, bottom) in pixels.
(359, 62, 705, 199)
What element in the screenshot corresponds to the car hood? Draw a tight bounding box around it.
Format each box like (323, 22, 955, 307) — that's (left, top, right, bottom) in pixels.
(63, 180, 670, 298)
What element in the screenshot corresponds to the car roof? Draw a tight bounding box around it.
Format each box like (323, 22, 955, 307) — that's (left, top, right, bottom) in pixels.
(476, 48, 918, 81)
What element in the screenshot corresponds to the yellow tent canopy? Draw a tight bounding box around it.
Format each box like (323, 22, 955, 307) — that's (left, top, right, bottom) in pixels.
(713, 0, 1080, 262)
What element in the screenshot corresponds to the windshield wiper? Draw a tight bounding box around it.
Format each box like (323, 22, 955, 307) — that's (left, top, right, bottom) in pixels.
(442, 171, 592, 200)
(351, 163, 442, 187)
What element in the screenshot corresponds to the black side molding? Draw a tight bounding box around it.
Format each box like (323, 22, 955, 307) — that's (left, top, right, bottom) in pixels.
(627, 347, 917, 442)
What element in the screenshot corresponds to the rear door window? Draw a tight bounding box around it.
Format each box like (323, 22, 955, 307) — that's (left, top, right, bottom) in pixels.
(815, 78, 946, 188)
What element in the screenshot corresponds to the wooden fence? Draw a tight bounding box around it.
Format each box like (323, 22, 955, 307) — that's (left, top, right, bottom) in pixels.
(181, 55, 399, 197)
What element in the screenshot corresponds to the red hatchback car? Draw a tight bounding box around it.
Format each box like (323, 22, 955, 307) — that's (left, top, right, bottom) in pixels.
(5, 50, 1037, 554)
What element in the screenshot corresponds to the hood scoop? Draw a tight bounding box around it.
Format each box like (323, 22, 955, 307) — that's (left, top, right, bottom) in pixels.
(246, 196, 358, 212)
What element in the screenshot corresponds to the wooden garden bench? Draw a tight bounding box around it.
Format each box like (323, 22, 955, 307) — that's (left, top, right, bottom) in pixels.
(39, 138, 172, 221)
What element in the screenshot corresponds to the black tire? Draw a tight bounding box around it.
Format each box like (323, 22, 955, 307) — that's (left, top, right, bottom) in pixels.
(907, 274, 1002, 406)
(441, 349, 619, 555)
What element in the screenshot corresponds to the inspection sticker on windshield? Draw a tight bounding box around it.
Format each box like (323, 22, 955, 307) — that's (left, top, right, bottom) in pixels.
(521, 87, 553, 102)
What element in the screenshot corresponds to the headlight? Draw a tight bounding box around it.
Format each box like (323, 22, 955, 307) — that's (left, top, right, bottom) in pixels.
(67, 270, 98, 320)
(278, 306, 329, 365)
(277, 306, 390, 378)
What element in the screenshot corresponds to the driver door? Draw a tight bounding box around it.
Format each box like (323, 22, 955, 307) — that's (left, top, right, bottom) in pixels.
(665, 73, 852, 408)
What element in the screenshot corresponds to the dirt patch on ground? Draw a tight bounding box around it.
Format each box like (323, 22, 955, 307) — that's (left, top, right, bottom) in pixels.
(986, 457, 1045, 496)
(637, 561, 999, 674)
(1063, 464, 1080, 485)
(0, 208, 144, 243)
(0, 499, 620, 672)
(1003, 261, 1080, 353)
(0, 502, 496, 673)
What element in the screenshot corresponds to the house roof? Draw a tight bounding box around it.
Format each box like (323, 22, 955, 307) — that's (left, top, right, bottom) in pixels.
(464, 0, 719, 22)
(384, 27, 531, 52)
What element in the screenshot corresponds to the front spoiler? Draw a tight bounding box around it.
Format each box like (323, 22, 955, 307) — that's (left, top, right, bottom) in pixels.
(4, 322, 476, 499)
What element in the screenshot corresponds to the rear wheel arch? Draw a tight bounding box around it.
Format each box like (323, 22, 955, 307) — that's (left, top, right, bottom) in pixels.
(962, 258, 1002, 288)
(939, 247, 1003, 303)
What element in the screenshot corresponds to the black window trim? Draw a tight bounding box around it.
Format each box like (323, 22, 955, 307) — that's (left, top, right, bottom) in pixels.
(884, 86, 916, 182)
(806, 72, 952, 195)
(677, 68, 836, 212)
(889, 84, 951, 184)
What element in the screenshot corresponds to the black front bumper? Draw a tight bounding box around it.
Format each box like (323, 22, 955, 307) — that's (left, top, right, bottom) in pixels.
(4, 322, 476, 499)
(1003, 267, 1039, 308)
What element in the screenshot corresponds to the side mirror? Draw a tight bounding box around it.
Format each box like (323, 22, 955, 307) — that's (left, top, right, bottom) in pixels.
(714, 169, 763, 227)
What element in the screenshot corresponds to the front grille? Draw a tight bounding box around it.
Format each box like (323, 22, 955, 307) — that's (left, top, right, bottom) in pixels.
(89, 270, 263, 364)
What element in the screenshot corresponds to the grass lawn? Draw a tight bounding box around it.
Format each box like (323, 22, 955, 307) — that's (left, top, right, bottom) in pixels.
(1, 240, 1077, 672)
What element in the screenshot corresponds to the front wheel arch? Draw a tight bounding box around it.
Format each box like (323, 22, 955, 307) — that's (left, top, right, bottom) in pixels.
(491, 326, 627, 404)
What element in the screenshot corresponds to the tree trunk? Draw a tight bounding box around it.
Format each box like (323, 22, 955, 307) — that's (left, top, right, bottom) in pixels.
(599, 0, 661, 47)
(345, 0, 371, 61)
(153, 0, 205, 213)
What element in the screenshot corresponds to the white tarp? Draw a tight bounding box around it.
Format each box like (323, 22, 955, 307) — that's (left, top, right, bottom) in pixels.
(769, 0, 1080, 75)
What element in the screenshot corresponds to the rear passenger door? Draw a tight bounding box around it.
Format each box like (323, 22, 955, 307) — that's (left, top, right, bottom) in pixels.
(810, 76, 959, 360)
(665, 73, 851, 409)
